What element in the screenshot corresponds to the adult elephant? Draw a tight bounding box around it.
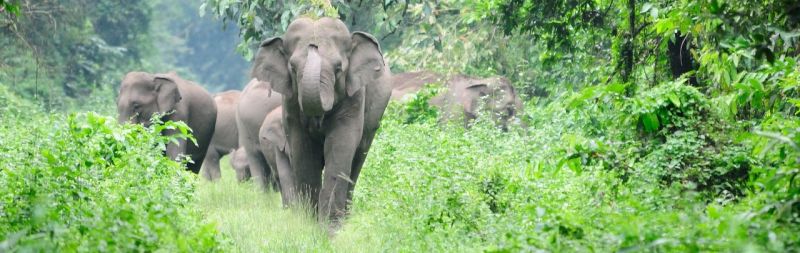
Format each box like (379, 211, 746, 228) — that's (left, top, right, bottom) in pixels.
(258, 106, 296, 207)
(201, 90, 241, 181)
(431, 75, 524, 131)
(251, 17, 391, 227)
(229, 147, 252, 182)
(390, 71, 443, 101)
(236, 78, 283, 190)
(117, 71, 217, 174)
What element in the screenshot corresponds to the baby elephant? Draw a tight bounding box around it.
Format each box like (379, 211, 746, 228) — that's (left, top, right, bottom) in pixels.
(201, 90, 242, 181)
(117, 71, 217, 173)
(229, 147, 252, 182)
(258, 107, 296, 207)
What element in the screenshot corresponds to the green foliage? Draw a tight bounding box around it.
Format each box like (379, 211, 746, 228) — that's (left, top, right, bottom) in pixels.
(333, 101, 799, 251)
(751, 115, 800, 223)
(0, 111, 224, 252)
(0, 0, 20, 16)
(0, 0, 153, 103)
(395, 84, 442, 124)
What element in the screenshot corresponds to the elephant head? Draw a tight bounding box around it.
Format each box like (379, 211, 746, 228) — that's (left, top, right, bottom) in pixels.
(251, 17, 384, 117)
(443, 75, 523, 130)
(471, 77, 522, 127)
(117, 71, 181, 126)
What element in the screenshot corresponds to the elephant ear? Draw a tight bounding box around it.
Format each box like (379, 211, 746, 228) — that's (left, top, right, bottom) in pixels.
(252, 37, 292, 98)
(347, 32, 385, 97)
(464, 83, 489, 114)
(153, 74, 181, 115)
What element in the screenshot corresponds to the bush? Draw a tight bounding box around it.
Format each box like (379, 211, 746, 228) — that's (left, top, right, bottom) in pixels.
(329, 97, 799, 252)
(626, 80, 755, 197)
(0, 112, 223, 252)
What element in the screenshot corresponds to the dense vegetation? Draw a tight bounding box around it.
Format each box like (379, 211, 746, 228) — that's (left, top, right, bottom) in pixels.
(0, 87, 224, 251)
(2, 0, 800, 252)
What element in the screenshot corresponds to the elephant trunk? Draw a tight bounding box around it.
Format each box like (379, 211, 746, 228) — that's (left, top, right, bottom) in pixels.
(298, 45, 333, 116)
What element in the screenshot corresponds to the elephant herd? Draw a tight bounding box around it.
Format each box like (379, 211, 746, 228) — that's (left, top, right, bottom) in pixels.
(116, 17, 524, 232)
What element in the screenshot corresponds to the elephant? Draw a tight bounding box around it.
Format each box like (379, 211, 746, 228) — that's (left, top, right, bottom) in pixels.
(235, 78, 283, 190)
(389, 71, 443, 101)
(389, 72, 525, 130)
(229, 147, 252, 182)
(201, 90, 241, 181)
(117, 71, 217, 174)
(431, 75, 524, 131)
(258, 106, 296, 207)
(251, 17, 392, 227)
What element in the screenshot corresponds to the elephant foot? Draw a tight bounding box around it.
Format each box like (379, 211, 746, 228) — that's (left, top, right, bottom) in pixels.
(325, 219, 343, 238)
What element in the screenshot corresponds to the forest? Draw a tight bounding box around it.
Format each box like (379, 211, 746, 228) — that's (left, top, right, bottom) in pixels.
(1, 0, 799, 252)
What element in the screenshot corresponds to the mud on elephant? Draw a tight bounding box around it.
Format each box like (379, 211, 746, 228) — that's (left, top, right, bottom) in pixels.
(117, 71, 217, 174)
(251, 17, 392, 228)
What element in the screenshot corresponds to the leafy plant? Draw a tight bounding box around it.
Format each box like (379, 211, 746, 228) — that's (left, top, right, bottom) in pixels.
(0, 112, 224, 252)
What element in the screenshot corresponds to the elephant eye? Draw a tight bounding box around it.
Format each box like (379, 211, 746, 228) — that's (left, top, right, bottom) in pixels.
(132, 103, 140, 110)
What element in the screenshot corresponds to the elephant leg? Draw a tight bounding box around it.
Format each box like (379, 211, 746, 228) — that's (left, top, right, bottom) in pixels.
(201, 147, 222, 181)
(274, 149, 297, 207)
(166, 138, 201, 173)
(319, 118, 364, 225)
(235, 165, 252, 182)
(287, 123, 324, 211)
(346, 144, 369, 204)
(246, 148, 274, 191)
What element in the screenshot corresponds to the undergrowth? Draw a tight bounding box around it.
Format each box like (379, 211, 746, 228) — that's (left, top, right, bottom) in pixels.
(0, 98, 224, 252)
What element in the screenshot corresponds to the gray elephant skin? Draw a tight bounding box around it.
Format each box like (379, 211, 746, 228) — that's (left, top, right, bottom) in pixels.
(432, 75, 524, 130)
(229, 147, 252, 182)
(236, 78, 283, 190)
(391, 71, 524, 130)
(117, 71, 217, 174)
(390, 71, 444, 101)
(201, 90, 241, 181)
(251, 17, 391, 226)
(259, 106, 296, 207)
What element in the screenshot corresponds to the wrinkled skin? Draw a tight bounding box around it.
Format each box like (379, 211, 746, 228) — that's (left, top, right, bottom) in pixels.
(389, 71, 443, 101)
(201, 90, 241, 181)
(117, 71, 217, 173)
(229, 147, 252, 182)
(431, 75, 524, 131)
(258, 107, 296, 207)
(236, 78, 283, 190)
(252, 17, 391, 227)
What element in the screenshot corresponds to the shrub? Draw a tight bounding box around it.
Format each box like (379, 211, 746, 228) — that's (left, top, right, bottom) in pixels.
(628, 80, 755, 197)
(0, 112, 223, 252)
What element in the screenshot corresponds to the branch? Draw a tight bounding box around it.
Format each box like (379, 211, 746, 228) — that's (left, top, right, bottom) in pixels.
(380, 1, 409, 41)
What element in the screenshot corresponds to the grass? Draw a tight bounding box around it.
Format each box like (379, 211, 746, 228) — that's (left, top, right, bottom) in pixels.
(196, 157, 333, 252)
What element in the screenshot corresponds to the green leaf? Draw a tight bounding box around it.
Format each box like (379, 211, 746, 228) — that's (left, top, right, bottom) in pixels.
(641, 113, 660, 132)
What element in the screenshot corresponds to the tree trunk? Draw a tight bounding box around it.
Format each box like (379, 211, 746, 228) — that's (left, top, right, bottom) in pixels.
(623, 0, 635, 96)
(667, 31, 698, 86)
